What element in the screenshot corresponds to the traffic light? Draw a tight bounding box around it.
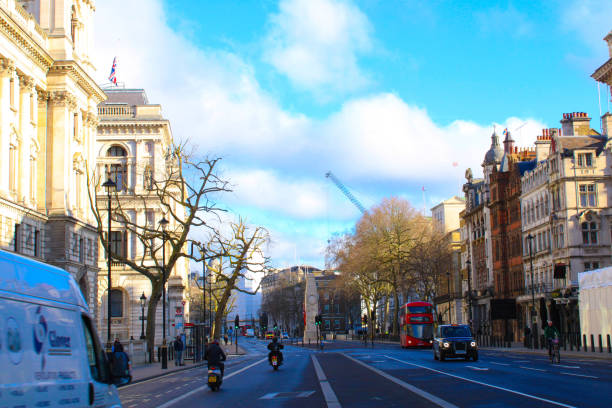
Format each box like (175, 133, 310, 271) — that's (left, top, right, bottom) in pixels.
(274, 324, 278, 331)
(234, 315, 240, 330)
(315, 315, 322, 326)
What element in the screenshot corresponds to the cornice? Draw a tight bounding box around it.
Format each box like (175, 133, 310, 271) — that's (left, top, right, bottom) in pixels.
(591, 58, 612, 84)
(0, 7, 53, 71)
(48, 60, 106, 104)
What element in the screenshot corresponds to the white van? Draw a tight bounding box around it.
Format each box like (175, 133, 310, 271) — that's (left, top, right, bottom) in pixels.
(0, 249, 124, 407)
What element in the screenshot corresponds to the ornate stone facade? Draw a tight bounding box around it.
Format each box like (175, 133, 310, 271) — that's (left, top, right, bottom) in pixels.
(0, 0, 104, 312)
(95, 89, 190, 344)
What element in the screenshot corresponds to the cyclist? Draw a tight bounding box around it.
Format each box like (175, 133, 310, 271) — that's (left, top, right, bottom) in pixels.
(544, 320, 560, 357)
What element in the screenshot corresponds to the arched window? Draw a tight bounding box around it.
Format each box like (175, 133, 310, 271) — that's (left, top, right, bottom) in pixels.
(107, 145, 127, 157)
(110, 289, 123, 317)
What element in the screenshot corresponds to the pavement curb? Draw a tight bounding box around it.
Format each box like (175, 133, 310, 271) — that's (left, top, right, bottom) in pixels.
(481, 347, 612, 360)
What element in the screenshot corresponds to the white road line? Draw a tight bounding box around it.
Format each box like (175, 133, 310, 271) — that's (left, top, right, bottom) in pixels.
(519, 366, 546, 372)
(465, 366, 489, 371)
(342, 354, 458, 408)
(557, 365, 580, 369)
(385, 355, 576, 408)
(155, 358, 267, 408)
(311, 355, 341, 408)
(490, 362, 510, 366)
(560, 372, 598, 379)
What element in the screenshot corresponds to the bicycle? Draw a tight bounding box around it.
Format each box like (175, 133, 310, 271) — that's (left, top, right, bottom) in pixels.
(549, 338, 561, 364)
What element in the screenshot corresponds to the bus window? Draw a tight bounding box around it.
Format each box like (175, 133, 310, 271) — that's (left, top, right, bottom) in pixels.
(408, 306, 432, 314)
(406, 324, 433, 340)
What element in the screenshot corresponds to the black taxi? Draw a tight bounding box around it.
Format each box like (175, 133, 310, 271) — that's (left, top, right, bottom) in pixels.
(433, 324, 478, 361)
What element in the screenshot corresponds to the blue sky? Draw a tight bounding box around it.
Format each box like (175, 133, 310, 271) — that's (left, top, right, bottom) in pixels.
(95, 0, 612, 269)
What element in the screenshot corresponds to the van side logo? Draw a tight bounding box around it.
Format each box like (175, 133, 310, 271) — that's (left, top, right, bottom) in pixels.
(33, 306, 48, 370)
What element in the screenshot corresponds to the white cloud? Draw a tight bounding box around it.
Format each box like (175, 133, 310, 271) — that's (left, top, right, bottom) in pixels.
(94, 0, 548, 266)
(263, 0, 373, 94)
(561, 0, 612, 56)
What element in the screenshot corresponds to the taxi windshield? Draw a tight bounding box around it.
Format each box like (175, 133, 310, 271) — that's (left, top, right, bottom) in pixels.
(441, 326, 471, 338)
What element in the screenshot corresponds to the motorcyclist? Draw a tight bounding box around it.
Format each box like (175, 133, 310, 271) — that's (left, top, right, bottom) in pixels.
(205, 338, 227, 375)
(267, 337, 284, 365)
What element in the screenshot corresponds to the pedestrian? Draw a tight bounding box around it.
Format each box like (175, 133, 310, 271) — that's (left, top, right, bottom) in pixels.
(223, 334, 228, 345)
(110, 339, 131, 385)
(524, 326, 531, 347)
(112, 338, 123, 353)
(174, 335, 184, 366)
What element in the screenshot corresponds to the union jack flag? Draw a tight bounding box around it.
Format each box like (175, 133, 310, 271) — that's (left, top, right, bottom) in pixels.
(108, 57, 117, 85)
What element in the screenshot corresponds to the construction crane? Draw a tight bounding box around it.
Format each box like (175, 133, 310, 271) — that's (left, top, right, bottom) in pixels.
(325, 171, 366, 214)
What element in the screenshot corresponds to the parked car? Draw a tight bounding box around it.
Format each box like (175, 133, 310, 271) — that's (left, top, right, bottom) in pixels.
(0, 249, 128, 407)
(433, 324, 478, 361)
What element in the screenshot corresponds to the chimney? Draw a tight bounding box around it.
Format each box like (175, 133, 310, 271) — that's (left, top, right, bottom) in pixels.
(602, 112, 612, 136)
(535, 128, 553, 162)
(605, 31, 612, 58)
(561, 112, 591, 136)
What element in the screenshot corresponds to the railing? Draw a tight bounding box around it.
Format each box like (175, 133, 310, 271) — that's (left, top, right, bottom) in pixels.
(98, 105, 135, 118)
(476, 332, 612, 353)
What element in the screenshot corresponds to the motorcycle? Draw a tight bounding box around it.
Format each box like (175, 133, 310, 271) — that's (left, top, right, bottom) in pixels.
(269, 350, 283, 371)
(207, 365, 223, 391)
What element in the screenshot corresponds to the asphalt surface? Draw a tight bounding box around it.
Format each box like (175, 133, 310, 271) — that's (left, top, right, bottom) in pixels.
(118, 338, 612, 408)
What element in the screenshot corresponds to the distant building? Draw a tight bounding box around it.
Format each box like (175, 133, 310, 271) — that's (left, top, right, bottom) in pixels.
(431, 196, 465, 324)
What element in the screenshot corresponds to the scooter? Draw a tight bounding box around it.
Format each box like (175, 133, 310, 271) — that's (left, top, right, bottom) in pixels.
(207, 365, 223, 391)
(269, 350, 283, 371)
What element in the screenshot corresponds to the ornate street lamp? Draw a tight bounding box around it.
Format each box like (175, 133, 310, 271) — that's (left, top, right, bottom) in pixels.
(102, 177, 116, 352)
(527, 233, 538, 349)
(160, 216, 169, 369)
(139, 292, 147, 340)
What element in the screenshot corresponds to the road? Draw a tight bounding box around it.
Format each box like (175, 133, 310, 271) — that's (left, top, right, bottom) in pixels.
(118, 338, 612, 408)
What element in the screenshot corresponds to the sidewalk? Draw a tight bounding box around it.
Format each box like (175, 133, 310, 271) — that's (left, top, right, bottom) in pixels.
(480, 345, 612, 360)
(128, 344, 246, 384)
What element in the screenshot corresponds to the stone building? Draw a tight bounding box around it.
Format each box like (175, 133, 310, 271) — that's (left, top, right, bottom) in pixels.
(0, 0, 105, 310)
(521, 113, 612, 338)
(431, 196, 465, 324)
(95, 88, 190, 343)
(488, 130, 535, 341)
(461, 131, 500, 334)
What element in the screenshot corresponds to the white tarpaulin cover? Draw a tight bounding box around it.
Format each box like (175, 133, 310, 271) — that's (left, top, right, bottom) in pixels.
(578, 267, 612, 339)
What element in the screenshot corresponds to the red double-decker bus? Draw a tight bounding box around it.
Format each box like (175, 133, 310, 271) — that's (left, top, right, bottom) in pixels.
(400, 301, 434, 348)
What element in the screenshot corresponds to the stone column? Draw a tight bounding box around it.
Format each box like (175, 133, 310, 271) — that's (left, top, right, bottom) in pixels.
(0, 58, 15, 197)
(303, 273, 319, 343)
(46, 91, 72, 214)
(18, 74, 35, 205)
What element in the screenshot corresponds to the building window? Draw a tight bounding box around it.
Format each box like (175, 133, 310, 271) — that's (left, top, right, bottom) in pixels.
(579, 184, 597, 207)
(324, 320, 330, 330)
(109, 230, 127, 257)
(582, 222, 598, 245)
(577, 153, 593, 167)
(324, 304, 330, 313)
(108, 164, 125, 191)
(110, 289, 123, 318)
(334, 319, 340, 329)
(559, 225, 564, 248)
(107, 145, 127, 157)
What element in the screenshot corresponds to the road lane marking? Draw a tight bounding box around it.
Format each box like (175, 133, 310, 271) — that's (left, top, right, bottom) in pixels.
(465, 366, 488, 371)
(557, 365, 580, 369)
(384, 355, 576, 408)
(155, 357, 267, 408)
(519, 366, 546, 372)
(342, 354, 458, 408)
(311, 355, 341, 408)
(560, 372, 598, 379)
(490, 362, 510, 366)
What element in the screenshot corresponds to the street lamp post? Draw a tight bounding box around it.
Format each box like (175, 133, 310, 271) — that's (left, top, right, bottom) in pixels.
(102, 178, 116, 353)
(447, 270, 452, 324)
(527, 233, 538, 349)
(140, 292, 147, 339)
(160, 217, 169, 369)
(465, 259, 473, 331)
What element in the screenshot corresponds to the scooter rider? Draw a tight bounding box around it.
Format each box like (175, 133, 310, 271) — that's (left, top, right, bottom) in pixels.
(205, 338, 227, 375)
(267, 336, 284, 364)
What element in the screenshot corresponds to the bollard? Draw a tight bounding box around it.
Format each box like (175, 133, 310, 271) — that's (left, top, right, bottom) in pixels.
(599, 335, 603, 353)
(590, 334, 595, 352)
(607, 334, 611, 353)
(583, 334, 587, 352)
(563, 333, 567, 351)
(569, 333, 573, 351)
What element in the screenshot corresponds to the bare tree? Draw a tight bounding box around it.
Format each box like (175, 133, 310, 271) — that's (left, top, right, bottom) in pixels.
(88, 146, 230, 359)
(197, 218, 270, 340)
